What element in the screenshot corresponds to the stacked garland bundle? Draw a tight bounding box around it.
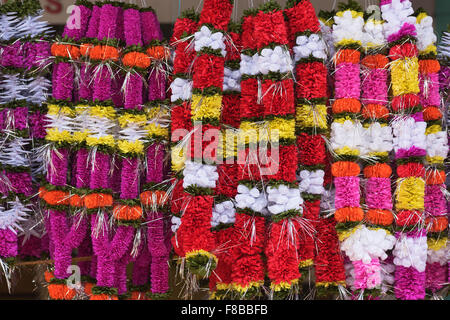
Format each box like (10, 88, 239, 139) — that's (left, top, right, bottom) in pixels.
(169, 10, 198, 263)
(414, 9, 449, 296)
(140, 8, 171, 299)
(346, 5, 397, 298)
(231, 8, 267, 298)
(172, 0, 234, 284)
(209, 21, 242, 299)
(381, 0, 428, 300)
(41, 0, 97, 299)
(285, 0, 328, 288)
(249, 1, 301, 299)
(330, 0, 367, 296)
(0, 0, 51, 275)
(313, 10, 349, 298)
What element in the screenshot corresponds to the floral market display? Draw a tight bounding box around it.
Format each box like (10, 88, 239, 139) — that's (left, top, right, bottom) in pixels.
(0, 0, 448, 301)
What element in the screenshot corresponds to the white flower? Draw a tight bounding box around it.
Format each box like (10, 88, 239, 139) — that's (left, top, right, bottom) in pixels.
(266, 185, 303, 215)
(393, 234, 427, 272)
(330, 120, 365, 152)
(297, 170, 325, 195)
(257, 46, 293, 74)
(333, 10, 365, 44)
(223, 67, 241, 92)
(235, 184, 268, 214)
(182, 161, 219, 189)
(391, 116, 427, 152)
(169, 78, 192, 102)
(194, 26, 226, 56)
(341, 226, 396, 263)
(211, 200, 236, 227)
(426, 131, 449, 159)
(293, 34, 327, 61)
(360, 122, 393, 155)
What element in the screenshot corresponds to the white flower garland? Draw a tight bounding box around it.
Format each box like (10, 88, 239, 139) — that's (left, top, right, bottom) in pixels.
(182, 160, 219, 189)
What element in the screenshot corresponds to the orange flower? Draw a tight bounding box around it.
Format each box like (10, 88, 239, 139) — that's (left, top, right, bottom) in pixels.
(122, 51, 151, 69)
(334, 49, 360, 65)
(44, 271, 54, 283)
(426, 216, 448, 233)
(146, 46, 168, 60)
(365, 209, 394, 226)
(69, 194, 84, 207)
(48, 284, 76, 300)
(332, 98, 361, 114)
(90, 45, 119, 61)
(113, 205, 143, 221)
(331, 161, 360, 177)
(335, 207, 364, 223)
(425, 170, 445, 185)
(80, 43, 94, 56)
(140, 190, 167, 206)
(128, 291, 148, 300)
(83, 282, 94, 296)
(42, 190, 70, 206)
(419, 59, 440, 75)
(51, 43, 81, 59)
(90, 294, 119, 300)
(362, 104, 390, 120)
(361, 54, 389, 69)
(364, 163, 392, 178)
(38, 187, 47, 199)
(84, 193, 113, 209)
(423, 106, 442, 121)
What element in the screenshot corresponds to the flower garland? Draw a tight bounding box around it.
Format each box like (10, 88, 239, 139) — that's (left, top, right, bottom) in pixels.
(230, 8, 266, 299)
(84, 2, 135, 300)
(437, 26, 450, 288)
(41, 0, 94, 300)
(381, 0, 428, 300)
(141, 8, 171, 298)
(169, 9, 197, 267)
(209, 21, 241, 300)
(350, 6, 397, 298)
(330, 0, 366, 296)
(176, 0, 233, 281)
(0, 0, 51, 278)
(249, 1, 300, 299)
(285, 0, 328, 288)
(414, 9, 449, 296)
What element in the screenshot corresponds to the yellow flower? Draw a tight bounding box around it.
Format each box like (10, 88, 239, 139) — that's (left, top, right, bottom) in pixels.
(335, 146, 360, 156)
(270, 279, 299, 292)
(299, 259, 314, 269)
(239, 121, 264, 145)
(146, 123, 169, 139)
(336, 39, 362, 47)
(395, 177, 425, 211)
(425, 124, 442, 135)
(185, 249, 218, 263)
(72, 131, 89, 142)
(89, 106, 116, 119)
(427, 237, 447, 251)
(296, 104, 327, 129)
(117, 140, 145, 155)
(86, 135, 115, 148)
(118, 113, 147, 128)
(47, 104, 75, 117)
(416, 12, 428, 24)
(191, 94, 222, 121)
(336, 10, 363, 18)
(421, 44, 437, 55)
(391, 57, 420, 96)
(426, 156, 444, 165)
(268, 117, 296, 141)
(45, 128, 73, 143)
(218, 129, 238, 159)
(230, 281, 264, 294)
(171, 145, 185, 172)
